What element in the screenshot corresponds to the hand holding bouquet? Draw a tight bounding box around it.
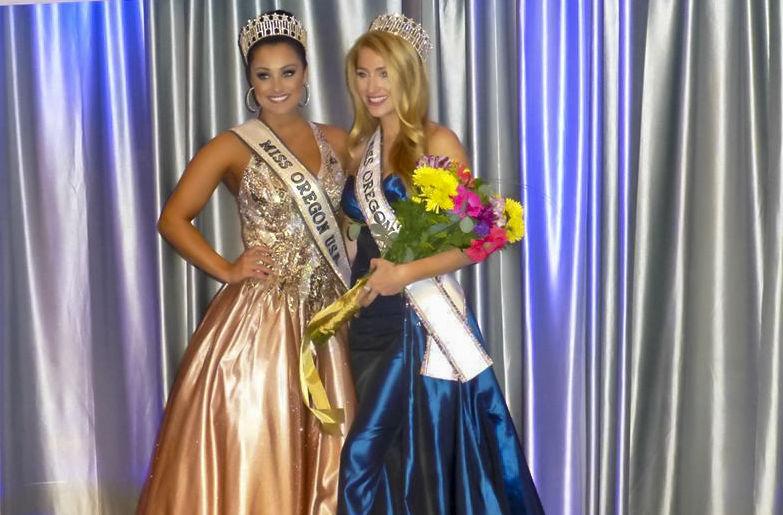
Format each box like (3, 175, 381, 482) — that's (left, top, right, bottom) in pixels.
(307, 155, 525, 344)
(381, 155, 524, 262)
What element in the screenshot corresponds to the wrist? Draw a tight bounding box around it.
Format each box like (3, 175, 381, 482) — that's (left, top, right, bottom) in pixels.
(398, 262, 417, 287)
(216, 260, 233, 283)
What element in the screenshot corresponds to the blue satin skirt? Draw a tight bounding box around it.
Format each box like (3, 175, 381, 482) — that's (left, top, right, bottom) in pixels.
(338, 304, 544, 514)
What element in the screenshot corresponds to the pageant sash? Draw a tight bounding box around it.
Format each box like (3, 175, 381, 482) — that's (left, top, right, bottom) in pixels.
(231, 119, 351, 288)
(231, 119, 350, 431)
(355, 129, 493, 382)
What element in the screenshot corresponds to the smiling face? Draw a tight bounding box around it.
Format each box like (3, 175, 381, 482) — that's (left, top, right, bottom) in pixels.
(354, 46, 395, 120)
(248, 41, 307, 115)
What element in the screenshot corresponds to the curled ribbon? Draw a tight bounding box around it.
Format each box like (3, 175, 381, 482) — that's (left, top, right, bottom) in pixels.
(307, 276, 369, 344)
(299, 275, 373, 433)
(299, 276, 369, 433)
(299, 337, 343, 435)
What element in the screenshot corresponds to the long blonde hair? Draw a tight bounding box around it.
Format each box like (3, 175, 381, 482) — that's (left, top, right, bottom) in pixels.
(345, 31, 429, 185)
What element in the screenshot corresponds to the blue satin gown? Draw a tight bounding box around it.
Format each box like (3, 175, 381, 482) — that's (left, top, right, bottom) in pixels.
(338, 176, 544, 515)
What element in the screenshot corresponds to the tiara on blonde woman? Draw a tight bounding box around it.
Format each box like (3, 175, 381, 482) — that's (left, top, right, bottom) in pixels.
(369, 13, 433, 62)
(238, 12, 307, 63)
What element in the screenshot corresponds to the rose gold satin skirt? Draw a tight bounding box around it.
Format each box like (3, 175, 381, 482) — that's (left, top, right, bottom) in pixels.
(137, 281, 355, 514)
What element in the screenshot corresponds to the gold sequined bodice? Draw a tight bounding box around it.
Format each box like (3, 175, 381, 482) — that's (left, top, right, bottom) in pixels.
(237, 123, 346, 309)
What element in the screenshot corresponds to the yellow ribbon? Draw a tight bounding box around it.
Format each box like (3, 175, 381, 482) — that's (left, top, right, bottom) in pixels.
(299, 336, 343, 435)
(300, 276, 370, 432)
(307, 276, 369, 344)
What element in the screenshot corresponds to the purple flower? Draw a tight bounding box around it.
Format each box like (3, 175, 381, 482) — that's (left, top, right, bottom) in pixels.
(476, 205, 497, 226)
(471, 206, 497, 238)
(474, 220, 491, 237)
(417, 155, 453, 169)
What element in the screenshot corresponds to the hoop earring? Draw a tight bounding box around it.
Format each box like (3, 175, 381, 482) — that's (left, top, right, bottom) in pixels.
(298, 83, 310, 107)
(245, 87, 259, 112)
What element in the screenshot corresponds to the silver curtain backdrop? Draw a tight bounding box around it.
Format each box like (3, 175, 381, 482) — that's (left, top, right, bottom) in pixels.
(1, 1, 781, 514)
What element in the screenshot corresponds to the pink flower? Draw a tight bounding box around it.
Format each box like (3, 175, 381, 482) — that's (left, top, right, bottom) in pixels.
(490, 196, 506, 225)
(455, 163, 475, 187)
(417, 155, 452, 169)
(465, 240, 488, 262)
(465, 226, 509, 262)
(452, 185, 483, 218)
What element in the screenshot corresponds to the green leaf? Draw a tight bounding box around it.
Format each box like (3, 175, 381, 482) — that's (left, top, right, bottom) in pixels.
(426, 222, 451, 236)
(368, 223, 386, 235)
(478, 184, 494, 197)
(459, 217, 475, 233)
(404, 247, 416, 263)
(347, 222, 362, 240)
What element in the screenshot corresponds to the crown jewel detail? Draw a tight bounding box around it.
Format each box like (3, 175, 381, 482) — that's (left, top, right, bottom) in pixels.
(369, 13, 433, 62)
(239, 13, 307, 63)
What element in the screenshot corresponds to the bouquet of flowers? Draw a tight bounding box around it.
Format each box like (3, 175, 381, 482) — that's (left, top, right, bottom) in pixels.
(307, 155, 525, 344)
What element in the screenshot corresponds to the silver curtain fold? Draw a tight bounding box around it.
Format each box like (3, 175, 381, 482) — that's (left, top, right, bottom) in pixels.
(1, 1, 781, 514)
(629, 2, 782, 514)
(515, 1, 782, 514)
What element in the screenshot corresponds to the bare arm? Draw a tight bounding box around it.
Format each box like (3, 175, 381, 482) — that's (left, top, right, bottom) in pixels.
(157, 131, 272, 283)
(360, 125, 475, 304)
(399, 248, 472, 283)
(340, 213, 358, 264)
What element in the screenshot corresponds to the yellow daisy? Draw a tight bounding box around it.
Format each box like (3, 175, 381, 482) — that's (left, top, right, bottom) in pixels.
(504, 199, 525, 242)
(412, 166, 459, 213)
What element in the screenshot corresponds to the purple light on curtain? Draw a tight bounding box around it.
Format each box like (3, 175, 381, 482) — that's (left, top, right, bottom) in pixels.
(519, 0, 634, 513)
(1, 1, 159, 511)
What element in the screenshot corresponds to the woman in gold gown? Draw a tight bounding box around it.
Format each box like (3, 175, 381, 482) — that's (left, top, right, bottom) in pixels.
(137, 10, 354, 514)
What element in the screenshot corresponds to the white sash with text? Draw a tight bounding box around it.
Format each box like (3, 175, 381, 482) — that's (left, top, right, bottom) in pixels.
(355, 129, 492, 381)
(231, 119, 351, 289)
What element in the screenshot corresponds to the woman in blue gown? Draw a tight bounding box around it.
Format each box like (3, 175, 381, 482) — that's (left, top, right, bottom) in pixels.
(336, 14, 544, 515)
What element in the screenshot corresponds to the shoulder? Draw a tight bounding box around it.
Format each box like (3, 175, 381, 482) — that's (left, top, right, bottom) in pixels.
(195, 128, 247, 153)
(216, 128, 252, 157)
(426, 123, 460, 147)
(316, 123, 349, 148)
(191, 130, 247, 160)
(316, 123, 352, 170)
(425, 123, 469, 164)
(189, 129, 252, 178)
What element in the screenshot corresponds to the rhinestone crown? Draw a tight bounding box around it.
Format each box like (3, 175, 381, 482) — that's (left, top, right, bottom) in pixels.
(369, 13, 433, 62)
(239, 12, 307, 63)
